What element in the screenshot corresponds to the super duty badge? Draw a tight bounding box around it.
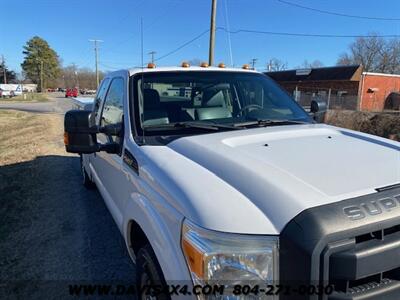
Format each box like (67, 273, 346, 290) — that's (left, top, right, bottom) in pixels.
(343, 195, 400, 220)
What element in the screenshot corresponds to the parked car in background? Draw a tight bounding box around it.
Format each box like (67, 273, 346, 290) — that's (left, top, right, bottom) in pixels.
(65, 88, 78, 98)
(86, 89, 96, 95)
(0, 88, 13, 98)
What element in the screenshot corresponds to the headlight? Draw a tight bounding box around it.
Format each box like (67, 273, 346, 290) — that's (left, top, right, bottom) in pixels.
(181, 219, 279, 299)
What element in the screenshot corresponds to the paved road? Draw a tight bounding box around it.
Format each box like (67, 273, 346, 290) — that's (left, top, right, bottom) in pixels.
(0, 96, 136, 299)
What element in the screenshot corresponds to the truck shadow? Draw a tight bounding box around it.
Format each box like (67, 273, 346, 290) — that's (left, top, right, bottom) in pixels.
(0, 155, 136, 298)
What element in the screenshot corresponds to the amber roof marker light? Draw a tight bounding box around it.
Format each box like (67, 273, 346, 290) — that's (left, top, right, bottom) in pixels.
(200, 62, 209, 68)
(242, 64, 250, 70)
(181, 62, 190, 68)
(218, 62, 226, 68)
(147, 63, 156, 68)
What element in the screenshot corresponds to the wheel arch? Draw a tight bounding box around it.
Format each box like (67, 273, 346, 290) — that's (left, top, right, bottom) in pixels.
(122, 192, 190, 281)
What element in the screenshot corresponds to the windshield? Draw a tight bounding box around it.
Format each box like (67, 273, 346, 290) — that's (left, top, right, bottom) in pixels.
(133, 71, 311, 135)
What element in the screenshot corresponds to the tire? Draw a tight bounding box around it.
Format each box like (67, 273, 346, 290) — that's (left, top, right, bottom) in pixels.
(80, 155, 95, 189)
(137, 244, 171, 300)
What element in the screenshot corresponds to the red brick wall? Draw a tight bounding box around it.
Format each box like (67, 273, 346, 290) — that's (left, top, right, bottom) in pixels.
(360, 74, 400, 111)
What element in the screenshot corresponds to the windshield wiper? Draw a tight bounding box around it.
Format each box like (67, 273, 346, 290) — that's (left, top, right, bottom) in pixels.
(144, 121, 242, 131)
(233, 119, 310, 128)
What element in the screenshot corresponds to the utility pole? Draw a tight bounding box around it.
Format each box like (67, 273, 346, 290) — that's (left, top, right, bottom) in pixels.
(1, 55, 6, 84)
(250, 58, 257, 70)
(268, 59, 272, 72)
(89, 39, 103, 88)
(148, 51, 156, 64)
(208, 0, 217, 66)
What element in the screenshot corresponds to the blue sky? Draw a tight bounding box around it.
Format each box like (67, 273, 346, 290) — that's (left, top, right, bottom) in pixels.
(2, 0, 400, 73)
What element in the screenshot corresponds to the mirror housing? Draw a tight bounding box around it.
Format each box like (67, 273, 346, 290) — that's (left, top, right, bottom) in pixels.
(64, 110, 100, 153)
(310, 98, 327, 114)
(310, 98, 328, 123)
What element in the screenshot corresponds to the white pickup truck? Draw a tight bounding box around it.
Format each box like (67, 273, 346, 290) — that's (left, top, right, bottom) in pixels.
(64, 64, 400, 300)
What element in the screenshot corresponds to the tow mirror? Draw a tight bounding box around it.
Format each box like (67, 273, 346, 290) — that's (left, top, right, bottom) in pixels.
(64, 110, 122, 154)
(64, 110, 99, 153)
(310, 98, 327, 123)
(310, 98, 327, 114)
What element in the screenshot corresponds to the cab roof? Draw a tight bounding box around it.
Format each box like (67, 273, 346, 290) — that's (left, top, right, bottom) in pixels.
(126, 66, 259, 76)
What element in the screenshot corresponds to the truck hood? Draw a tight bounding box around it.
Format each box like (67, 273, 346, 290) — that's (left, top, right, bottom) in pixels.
(139, 124, 399, 234)
(163, 124, 400, 233)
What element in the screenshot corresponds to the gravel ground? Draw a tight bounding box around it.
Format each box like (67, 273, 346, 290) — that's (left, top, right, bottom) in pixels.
(0, 110, 135, 299)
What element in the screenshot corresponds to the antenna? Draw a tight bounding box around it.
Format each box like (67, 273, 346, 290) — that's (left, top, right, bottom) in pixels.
(148, 51, 156, 63)
(141, 18, 146, 144)
(223, 0, 233, 66)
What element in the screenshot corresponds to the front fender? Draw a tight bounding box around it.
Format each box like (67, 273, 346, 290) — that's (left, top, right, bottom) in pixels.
(122, 191, 190, 282)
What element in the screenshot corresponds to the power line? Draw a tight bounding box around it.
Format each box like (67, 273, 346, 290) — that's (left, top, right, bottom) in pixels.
(100, 26, 400, 68)
(155, 29, 210, 62)
(276, 0, 400, 21)
(102, 1, 180, 53)
(217, 27, 400, 38)
(99, 63, 121, 70)
(146, 27, 400, 64)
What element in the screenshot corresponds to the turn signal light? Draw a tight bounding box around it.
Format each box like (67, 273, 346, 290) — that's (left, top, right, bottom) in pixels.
(242, 64, 250, 70)
(218, 62, 226, 68)
(181, 62, 190, 68)
(182, 238, 204, 278)
(63, 132, 69, 145)
(147, 63, 156, 68)
(200, 62, 209, 68)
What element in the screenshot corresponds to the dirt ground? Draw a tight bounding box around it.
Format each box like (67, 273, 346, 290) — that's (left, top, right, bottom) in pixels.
(0, 110, 65, 165)
(325, 110, 400, 141)
(0, 110, 135, 299)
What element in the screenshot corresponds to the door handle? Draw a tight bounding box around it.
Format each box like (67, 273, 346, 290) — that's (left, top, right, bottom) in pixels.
(123, 150, 139, 175)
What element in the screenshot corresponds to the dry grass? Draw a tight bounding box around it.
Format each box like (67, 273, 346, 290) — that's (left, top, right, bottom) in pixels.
(0, 93, 49, 104)
(0, 110, 69, 166)
(325, 110, 400, 141)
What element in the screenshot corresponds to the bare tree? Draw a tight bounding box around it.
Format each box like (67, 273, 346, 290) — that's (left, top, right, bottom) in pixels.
(57, 65, 104, 89)
(298, 59, 324, 69)
(266, 58, 288, 71)
(337, 34, 400, 73)
(351, 35, 384, 71)
(336, 53, 353, 66)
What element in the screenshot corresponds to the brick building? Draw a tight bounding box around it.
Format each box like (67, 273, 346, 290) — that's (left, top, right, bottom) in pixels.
(359, 72, 400, 111)
(265, 65, 400, 111)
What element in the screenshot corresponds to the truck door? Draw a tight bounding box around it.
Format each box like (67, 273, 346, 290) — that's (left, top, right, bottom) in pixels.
(94, 77, 127, 229)
(85, 78, 109, 175)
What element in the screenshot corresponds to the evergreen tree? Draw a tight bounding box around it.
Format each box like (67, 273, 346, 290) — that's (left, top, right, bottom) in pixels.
(21, 36, 61, 91)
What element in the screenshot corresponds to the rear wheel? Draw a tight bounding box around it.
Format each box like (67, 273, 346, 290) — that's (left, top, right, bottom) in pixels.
(80, 155, 95, 189)
(137, 244, 170, 300)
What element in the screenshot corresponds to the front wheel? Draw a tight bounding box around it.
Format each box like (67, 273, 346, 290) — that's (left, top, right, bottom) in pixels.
(80, 155, 95, 189)
(137, 244, 171, 300)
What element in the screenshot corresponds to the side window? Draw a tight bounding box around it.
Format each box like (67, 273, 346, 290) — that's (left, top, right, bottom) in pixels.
(93, 78, 110, 122)
(101, 78, 124, 128)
